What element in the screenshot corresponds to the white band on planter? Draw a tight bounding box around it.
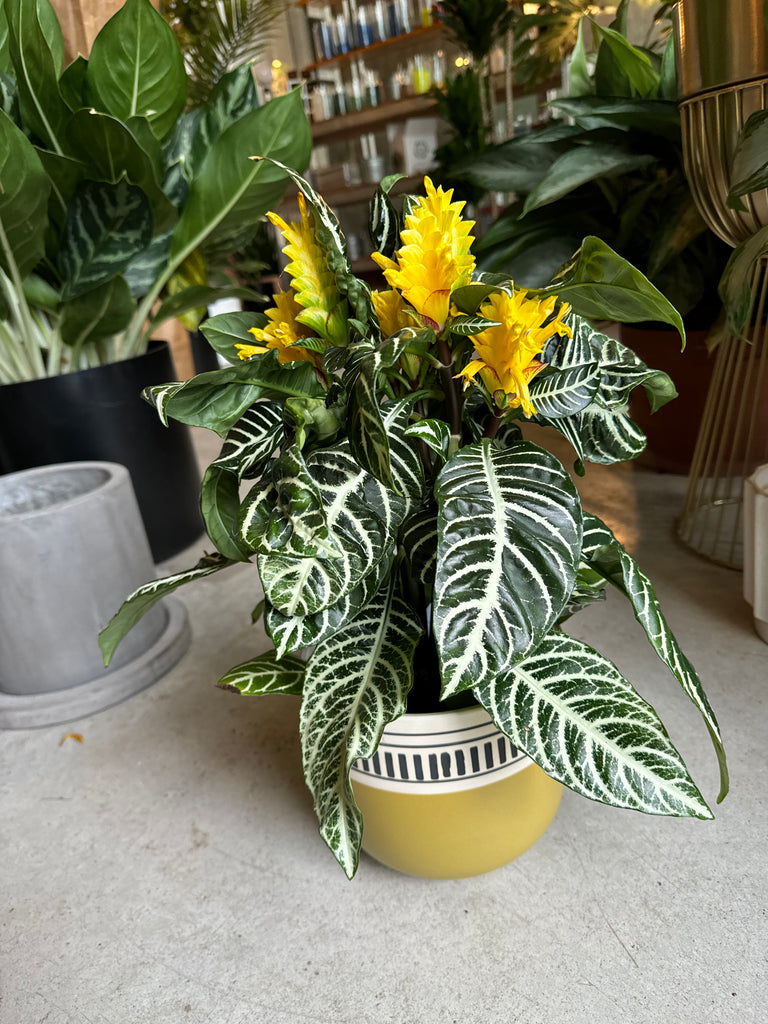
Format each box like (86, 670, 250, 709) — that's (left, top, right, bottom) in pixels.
(351, 705, 532, 794)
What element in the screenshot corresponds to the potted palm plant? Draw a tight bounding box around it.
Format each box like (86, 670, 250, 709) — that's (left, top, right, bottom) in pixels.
(99, 170, 728, 879)
(0, 0, 310, 558)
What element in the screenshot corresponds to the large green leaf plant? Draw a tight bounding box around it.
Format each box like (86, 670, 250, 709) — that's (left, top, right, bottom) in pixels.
(453, 0, 730, 327)
(101, 170, 728, 878)
(0, 0, 311, 384)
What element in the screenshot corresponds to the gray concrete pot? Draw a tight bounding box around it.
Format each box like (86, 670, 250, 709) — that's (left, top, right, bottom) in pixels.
(0, 461, 190, 729)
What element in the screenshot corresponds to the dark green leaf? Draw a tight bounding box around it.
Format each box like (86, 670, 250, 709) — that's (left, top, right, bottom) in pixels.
(211, 400, 283, 480)
(450, 281, 503, 313)
(200, 463, 252, 562)
(65, 108, 177, 232)
(475, 632, 713, 819)
(300, 579, 423, 877)
(718, 225, 768, 336)
(591, 20, 661, 98)
(59, 275, 134, 346)
(239, 445, 340, 559)
(171, 88, 311, 265)
(0, 108, 50, 276)
(728, 109, 768, 205)
(187, 63, 259, 181)
(86, 0, 186, 141)
(58, 55, 87, 112)
(522, 146, 655, 216)
(541, 236, 685, 342)
(5, 0, 70, 155)
(199, 309, 268, 363)
(447, 313, 502, 335)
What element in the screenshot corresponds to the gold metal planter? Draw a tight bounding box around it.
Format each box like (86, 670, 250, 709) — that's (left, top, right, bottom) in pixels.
(674, 0, 768, 567)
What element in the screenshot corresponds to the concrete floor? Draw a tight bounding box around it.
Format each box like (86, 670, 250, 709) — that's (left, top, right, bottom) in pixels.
(2, 429, 766, 1024)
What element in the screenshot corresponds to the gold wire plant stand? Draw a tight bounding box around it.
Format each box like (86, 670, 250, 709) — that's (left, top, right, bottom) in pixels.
(676, 74, 768, 568)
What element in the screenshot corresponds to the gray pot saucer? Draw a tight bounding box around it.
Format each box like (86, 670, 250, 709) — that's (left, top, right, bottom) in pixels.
(0, 598, 189, 730)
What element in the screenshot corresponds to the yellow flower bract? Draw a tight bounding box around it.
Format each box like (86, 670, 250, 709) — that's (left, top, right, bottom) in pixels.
(267, 195, 347, 346)
(371, 177, 475, 330)
(456, 289, 572, 418)
(236, 290, 322, 369)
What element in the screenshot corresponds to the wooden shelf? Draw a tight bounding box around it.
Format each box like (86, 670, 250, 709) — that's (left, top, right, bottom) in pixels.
(311, 96, 438, 143)
(302, 24, 443, 74)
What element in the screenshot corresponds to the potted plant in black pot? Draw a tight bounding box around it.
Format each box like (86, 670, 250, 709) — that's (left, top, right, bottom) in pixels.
(0, 0, 311, 559)
(452, 1, 732, 471)
(98, 169, 728, 879)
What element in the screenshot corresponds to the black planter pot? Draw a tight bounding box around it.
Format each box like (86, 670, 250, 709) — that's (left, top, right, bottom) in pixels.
(0, 342, 203, 562)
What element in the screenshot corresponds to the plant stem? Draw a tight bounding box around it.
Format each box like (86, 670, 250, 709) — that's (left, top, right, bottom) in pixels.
(437, 337, 461, 436)
(483, 403, 504, 440)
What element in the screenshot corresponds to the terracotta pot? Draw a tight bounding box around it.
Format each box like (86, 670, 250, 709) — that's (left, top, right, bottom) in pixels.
(351, 705, 562, 879)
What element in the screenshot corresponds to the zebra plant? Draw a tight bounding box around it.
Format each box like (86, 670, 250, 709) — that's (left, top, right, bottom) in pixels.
(100, 170, 729, 879)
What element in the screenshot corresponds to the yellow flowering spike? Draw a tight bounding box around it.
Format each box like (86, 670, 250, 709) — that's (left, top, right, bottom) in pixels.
(371, 177, 475, 330)
(267, 195, 348, 347)
(235, 289, 322, 370)
(456, 288, 572, 419)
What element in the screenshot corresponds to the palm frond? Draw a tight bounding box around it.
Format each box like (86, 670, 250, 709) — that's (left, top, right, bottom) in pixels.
(163, 0, 290, 106)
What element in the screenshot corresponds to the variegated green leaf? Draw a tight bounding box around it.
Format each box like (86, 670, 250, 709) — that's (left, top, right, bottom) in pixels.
(239, 446, 341, 559)
(474, 632, 713, 819)
(211, 401, 283, 481)
(59, 179, 152, 299)
(300, 581, 423, 877)
(544, 403, 647, 465)
(580, 513, 729, 802)
(256, 157, 372, 324)
(266, 555, 392, 658)
(400, 507, 438, 591)
(382, 396, 428, 518)
(529, 362, 600, 419)
(142, 381, 185, 427)
(447, 314, 502, 336)
(591, 332, 677, 413)
(258, 443, 406, 617)
(434, 440, 582, 697)
(200, 464, 252, 562)
(349, 353, 394, 490)
(98, 553, 234, 665)
(404, 418, 451, 460)
(368, 176, 402, 259)
(217, 651, 306, 696)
